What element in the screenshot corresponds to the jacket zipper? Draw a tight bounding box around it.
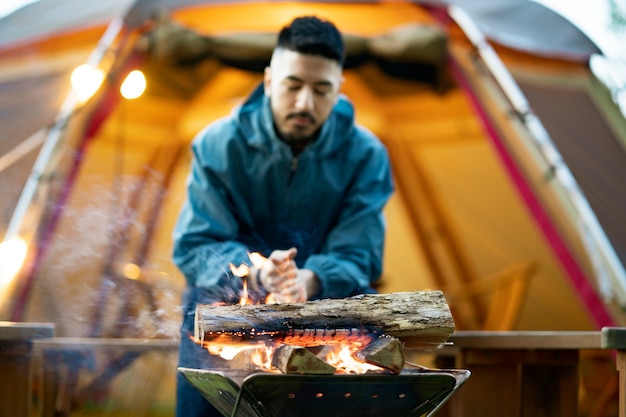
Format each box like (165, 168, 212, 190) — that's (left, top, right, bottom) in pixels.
(287, 157, 299, 185)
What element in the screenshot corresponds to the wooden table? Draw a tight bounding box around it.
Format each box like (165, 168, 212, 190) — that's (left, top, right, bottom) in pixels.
(433, 328, 626, 417)
(0, 321, 55, 417)
(602, 328, 626, 417)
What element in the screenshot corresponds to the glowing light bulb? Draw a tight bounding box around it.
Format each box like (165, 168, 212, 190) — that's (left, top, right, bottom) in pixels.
(71, 64, 105, 102)
(0, 237, 28, 288)
(123, 263, 142, 280)
(120, 70, 146, 99)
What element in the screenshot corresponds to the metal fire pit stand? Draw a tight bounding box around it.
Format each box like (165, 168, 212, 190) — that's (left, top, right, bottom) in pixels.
(179, 366, 470, 417)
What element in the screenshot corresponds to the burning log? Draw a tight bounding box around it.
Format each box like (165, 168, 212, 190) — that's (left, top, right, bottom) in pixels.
(355, 335, 405, 373)
(271, 346, 336, 375)
(194, 290, 453, 348)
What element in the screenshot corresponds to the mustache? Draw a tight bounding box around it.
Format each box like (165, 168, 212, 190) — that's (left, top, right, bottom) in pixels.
(286, 112, 316, 124)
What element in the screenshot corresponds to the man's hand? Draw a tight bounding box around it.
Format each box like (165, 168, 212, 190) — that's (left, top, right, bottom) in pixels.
(258, 248, 297, 294)
(257, 247, 319, 303)
(293, 268, 320, 300)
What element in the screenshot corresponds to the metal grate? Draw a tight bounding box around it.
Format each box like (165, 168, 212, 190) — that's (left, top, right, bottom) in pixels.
(180, 367, 470, 417)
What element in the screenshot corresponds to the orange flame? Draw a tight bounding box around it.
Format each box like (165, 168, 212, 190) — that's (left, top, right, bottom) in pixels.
(248, 252, 266, 269)
(194, 330, 383, 374)
(229, 262, 250, 277)
(325, 344, 382, 374)
(227, 252, 271, 305)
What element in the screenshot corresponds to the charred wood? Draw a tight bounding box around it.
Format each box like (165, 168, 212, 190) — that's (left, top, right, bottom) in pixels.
(195, 291, 454, 348)
(355, 335, 405, 374)
(271, 346, 336, 375)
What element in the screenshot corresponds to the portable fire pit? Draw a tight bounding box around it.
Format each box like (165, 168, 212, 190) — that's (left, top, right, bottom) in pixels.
(179, 366, 470, 417)
(180, 291, 469, 417)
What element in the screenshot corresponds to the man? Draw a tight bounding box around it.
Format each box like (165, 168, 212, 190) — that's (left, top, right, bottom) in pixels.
(172, 15, 394, 416)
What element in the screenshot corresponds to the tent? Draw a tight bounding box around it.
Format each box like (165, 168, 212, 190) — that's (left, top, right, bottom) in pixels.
(1, 0, 625, 332)
(2, 0, 626, 414)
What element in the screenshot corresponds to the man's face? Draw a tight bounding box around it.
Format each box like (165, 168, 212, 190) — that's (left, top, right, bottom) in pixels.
(264, 49, 343, 144)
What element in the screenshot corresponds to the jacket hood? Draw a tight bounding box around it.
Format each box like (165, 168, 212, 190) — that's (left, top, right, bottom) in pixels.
(235, 83, 356, 157)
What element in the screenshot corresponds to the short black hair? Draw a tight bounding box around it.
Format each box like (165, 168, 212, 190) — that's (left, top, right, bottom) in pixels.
(275, 16, 345, 66)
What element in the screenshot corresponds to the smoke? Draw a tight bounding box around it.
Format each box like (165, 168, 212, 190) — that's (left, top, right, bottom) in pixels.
(26, 174, 184, 339)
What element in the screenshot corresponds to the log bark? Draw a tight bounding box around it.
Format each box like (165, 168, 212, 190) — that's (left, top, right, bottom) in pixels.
(271, 346, 336, 375)
(195, 290, 453, 348)
(355, 335, 405, 374)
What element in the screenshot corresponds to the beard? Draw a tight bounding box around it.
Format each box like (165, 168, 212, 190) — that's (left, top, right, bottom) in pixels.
(281, 130, 317, 144)
(276, 112, 320, 146)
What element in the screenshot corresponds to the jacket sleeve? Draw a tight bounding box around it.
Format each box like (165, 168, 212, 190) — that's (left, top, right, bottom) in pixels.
(172, 134, 250, 291)
(304, 142, 394, 299)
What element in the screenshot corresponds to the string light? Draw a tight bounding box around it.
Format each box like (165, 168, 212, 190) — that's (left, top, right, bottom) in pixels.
(70, 64, 105, 102)
(120, 70, 146, 99)
(0, 237, 27, 288)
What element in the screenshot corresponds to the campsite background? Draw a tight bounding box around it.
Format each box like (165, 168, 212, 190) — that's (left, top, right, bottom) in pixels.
(0, 1, 625, 415)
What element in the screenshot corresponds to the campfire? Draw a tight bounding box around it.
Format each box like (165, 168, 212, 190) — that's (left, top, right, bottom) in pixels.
(181, 287, 469, 417)
(191, 269, 456, 375)
(190, 253, 393, 374)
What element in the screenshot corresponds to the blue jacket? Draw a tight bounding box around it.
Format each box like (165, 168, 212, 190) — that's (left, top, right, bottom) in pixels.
(172, 84, 394, 300)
